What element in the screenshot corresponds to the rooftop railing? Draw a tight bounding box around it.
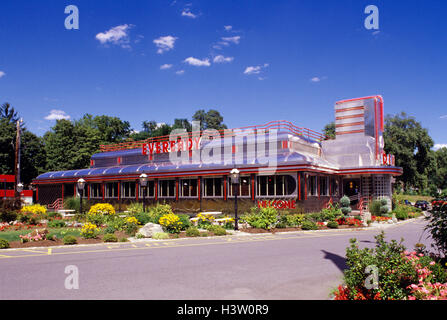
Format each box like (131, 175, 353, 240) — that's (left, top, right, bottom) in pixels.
(99, 120, 327, 152)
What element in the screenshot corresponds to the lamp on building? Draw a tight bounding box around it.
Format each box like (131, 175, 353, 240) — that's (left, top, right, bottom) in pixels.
(77, 178, 86, 214)
(139, 173, 148, 212)
(16, 182, 23, 193)
(230, 168, 240, 230)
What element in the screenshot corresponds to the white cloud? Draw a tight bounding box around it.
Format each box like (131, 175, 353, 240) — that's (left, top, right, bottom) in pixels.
(95, 24, 133, 48)
(310, 76, 328, 83)
(153, 35, 178, 54)
(183, 57, 211, 67)
(44, 109, 71, 121)
(181, 9, 197, 18)
(244, 63, 269, 75)
(221, 36, 240, 44)
(224, 25, 232, 31)
(176, 70, 185, 75)
(160, 64, 173, 70)
(434, 144, 447, 151)
(213, 55, 234, 63)
(0, 71, 5, 78)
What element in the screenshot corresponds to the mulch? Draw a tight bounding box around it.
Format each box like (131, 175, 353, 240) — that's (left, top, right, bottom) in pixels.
(7, 231, 129, 248)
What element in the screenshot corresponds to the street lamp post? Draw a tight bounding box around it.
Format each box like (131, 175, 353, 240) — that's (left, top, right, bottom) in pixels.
(230, 168, 240, 231)
(77, 178, 86, 214)
(139, 173, 148, 212)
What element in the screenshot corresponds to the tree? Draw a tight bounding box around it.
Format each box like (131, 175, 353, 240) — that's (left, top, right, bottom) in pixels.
(0, 103, 19, 124)
(192, 109, 227, 131)
(323, 122, 336, 140)
(0, 117, 45, 185)
(78, 114, 131, 145)
(383, 112, 434, 191)
(432, 147, 447, 191)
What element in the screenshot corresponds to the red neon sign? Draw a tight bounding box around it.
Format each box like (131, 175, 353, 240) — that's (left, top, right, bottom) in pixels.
(257, 200, 296, 210)
(142, 138, 201, 156)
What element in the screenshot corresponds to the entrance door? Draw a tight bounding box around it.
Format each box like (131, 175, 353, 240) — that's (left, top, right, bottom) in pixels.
(343, 179, 360, 205)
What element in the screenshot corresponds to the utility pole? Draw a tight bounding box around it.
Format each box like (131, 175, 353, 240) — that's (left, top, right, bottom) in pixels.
(14, 119, 23, 198)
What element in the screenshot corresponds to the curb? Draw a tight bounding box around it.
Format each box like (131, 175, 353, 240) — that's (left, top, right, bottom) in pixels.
(0, 216, 426, 252)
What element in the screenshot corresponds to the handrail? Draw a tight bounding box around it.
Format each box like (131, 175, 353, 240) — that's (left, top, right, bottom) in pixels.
(47, 198, 63, 211)
(99, 120, 328, 152)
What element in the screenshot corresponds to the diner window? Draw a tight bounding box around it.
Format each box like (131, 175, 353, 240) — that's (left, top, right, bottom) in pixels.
(307, 175, 318, 196)
(90, 183, 102, 199)
(203, 177, 223, 197)
(121, 181, 136, 198)
(181, 178, 198, 198)
(319, 176, 329, 196)
(257, 175, 297, 197)
(159, 180, 175, 198)
(139, 180, 155, 198)
(228, 176, 251, 197)
(105, 182, 118, 198)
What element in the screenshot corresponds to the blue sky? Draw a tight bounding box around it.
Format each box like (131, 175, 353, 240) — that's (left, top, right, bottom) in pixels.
(0, 0, 446, 148)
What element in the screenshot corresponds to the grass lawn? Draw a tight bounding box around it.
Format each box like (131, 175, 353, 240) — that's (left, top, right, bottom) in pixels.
(0, 228, 81, 242)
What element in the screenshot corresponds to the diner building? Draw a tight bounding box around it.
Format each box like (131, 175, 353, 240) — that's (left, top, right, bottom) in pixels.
(32, 96, 402, 213)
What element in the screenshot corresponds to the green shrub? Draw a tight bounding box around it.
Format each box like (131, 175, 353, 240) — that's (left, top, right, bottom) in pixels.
(206, 225, 227, 236)
(307, 212, 325, 222)
(133, 211, 151, 225)
(63, 235, 77, 245)
(337, 232, 447, 300)
(178, 214, 192, 230)
(64, 197, 90, 213)
(321, 204, 344, 221)
(275, 222, 287, 229)
(103, 234, 118, 242)
(119, 237, 128, 242)
(127, 202, 144, 215)
(241, 207, 278, 230)
(395, 211, 408, 220)
(282, 213, 305, 227)
(369, 200, 382, 216)
(301, 220, 318, 230)
(340, 196, 352, 215)
(425, 204, 447, 256)
(103, 226, 117, 234)
(327, 221, 339, 229)
(185, 227, 200, 237)
(0, 211, 18, 222)
(148, 204, 174, 224)
(0, 238, 10, 249)
(47, 220, 66, 228)
(152, 232, 170, 240)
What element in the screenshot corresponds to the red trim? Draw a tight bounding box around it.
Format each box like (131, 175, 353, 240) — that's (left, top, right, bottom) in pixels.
(335, 121, 364, 128)
(335, 95, 382, 105)
(198, 177, 201, 201)
(117, 181, 120, 201)
(87, 184, 90, 200)
(335, 106, 364, 113)
(36, 187, 39, 202)
(336, 129, 365, 135)
(335, 114, 363, 120)
(155, 179, 158, 201)
(317, 176, 320, 199)
(102, 183, 105, 201)
(135, 180, 139, 201)
(374, 98, 379, 160)
(62, 184, 64, 202)
(176, 178, 179, 201)
(298, 172, 301, 201)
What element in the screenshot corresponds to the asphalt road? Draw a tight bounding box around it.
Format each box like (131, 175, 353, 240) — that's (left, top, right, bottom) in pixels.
(0, 217, 433, 300)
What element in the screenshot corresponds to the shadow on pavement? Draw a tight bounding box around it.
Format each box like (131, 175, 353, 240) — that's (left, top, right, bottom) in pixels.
(321, 250, 347, 272)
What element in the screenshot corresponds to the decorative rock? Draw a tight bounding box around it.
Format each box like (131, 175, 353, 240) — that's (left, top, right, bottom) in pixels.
(137, 223, 163, 238)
